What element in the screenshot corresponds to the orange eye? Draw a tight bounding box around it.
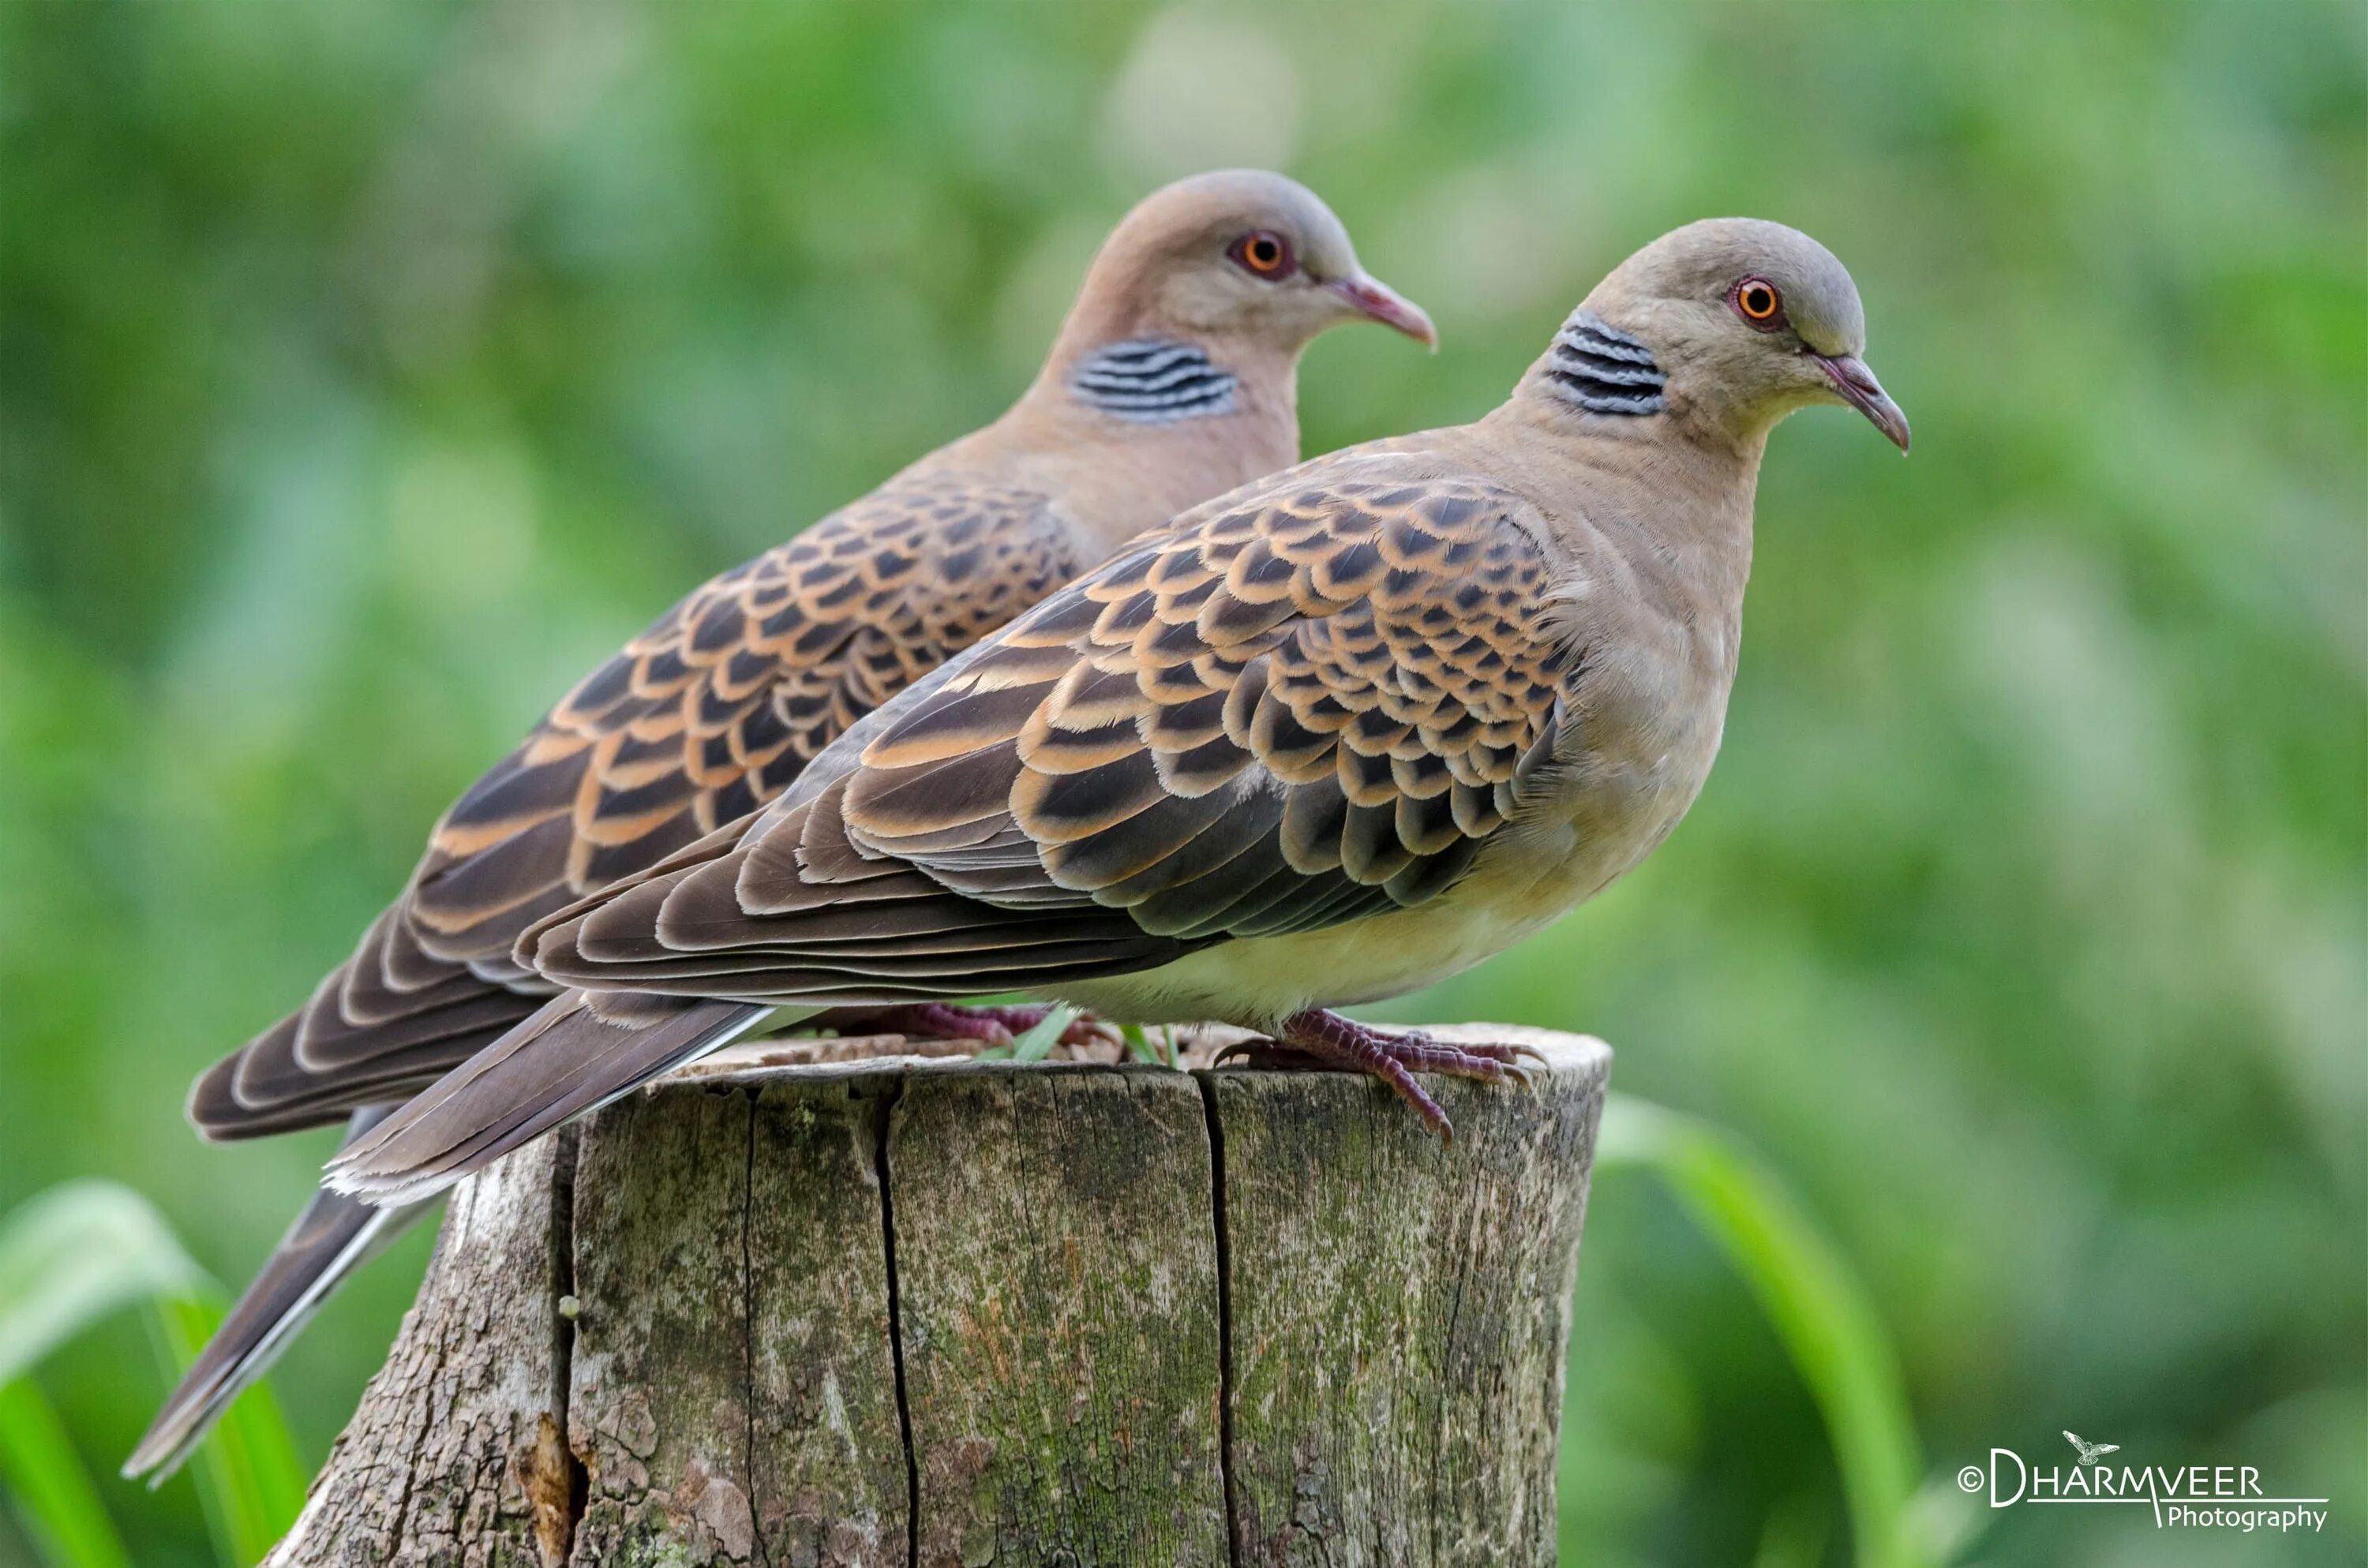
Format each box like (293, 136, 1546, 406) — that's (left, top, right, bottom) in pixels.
(1732, 276, 1785, 328)
(1228, 229, 1295, 279)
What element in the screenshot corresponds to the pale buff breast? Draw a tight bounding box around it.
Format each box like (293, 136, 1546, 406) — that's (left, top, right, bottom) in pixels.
(1055, 556, 1740, 1032)
(1055, 713, 1727, 1031)
(1050, 804, 1635, 1028)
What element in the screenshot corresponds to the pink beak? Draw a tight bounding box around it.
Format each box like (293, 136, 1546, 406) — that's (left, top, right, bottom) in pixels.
(1327, 273, 1438, 350)
(1815, 354, 1911, 453)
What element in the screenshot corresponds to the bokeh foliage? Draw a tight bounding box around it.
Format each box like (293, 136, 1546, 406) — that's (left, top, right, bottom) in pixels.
(2, 2, 2361, 1564)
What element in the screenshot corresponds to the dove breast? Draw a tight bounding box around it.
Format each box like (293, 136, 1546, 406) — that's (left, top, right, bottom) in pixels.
(1052, 489, 1740, 1024)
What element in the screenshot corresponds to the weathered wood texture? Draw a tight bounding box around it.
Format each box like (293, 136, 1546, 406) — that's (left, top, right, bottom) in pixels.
(568, 1075, 909, 1566)
(1216, 1025, 1602, 1566)
(270, 1028, 1609, 1568)
(268, 1131, 575, 1568)
(894, 1065, 1227, 1568)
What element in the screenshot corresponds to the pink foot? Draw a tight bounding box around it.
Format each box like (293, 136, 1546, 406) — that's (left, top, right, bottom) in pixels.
(1215, 1010, 1542, 1141)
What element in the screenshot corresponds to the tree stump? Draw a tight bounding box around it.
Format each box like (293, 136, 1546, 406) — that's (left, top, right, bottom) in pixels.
(268, 1024, 1609, 1568)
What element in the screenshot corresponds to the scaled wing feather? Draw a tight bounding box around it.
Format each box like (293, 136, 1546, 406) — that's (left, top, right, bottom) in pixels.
(522, 456, 1576, 1001)
(191, 473, 1077, 1137)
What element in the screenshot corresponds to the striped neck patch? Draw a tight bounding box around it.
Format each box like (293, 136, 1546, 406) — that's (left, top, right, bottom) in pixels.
(1545, 312, 1667, 416)
(1070, 338, 1238, 423)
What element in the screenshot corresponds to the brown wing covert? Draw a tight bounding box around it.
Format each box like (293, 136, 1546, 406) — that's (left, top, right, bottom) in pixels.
(521, 466, 1574, 1002)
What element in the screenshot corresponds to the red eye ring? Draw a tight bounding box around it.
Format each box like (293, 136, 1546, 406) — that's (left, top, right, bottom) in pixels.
(1731, 275, 1785, 330)
(1228, 229, 1295, 279)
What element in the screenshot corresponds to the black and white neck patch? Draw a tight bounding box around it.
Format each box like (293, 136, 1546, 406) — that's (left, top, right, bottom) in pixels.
(1545, 312, 1667, 416)
(1070, 338, 1238, 423)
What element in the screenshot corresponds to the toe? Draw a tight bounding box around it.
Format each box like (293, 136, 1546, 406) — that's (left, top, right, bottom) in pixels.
(1214, 1040, 1322, 1071)
(1355, 1052, 1454, 1139)
(1453, 1041, 1551, 1068)
(1060, 1016, 1123, 1050)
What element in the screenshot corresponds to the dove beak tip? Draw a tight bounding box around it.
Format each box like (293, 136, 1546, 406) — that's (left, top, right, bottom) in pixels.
(1329, 274, 1438, 350)
(1818, 354, 1910, 453)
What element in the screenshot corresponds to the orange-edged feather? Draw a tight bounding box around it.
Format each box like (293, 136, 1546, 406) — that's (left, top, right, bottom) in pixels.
(519, 452, 1575, 1005)
(188, 474, 1077, 1140)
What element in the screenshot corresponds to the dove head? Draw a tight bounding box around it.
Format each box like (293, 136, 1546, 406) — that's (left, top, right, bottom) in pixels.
(1537, 218, 1909, 454)
(1049, 170, 1435, 374)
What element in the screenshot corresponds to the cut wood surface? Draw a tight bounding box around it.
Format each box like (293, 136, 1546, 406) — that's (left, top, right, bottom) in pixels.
(268, 1025, 1609, 1568)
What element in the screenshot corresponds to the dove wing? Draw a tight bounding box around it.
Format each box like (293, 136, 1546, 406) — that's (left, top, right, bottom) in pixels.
(523, 455, 1576, 1001)
(191, 471, 1079, 1135)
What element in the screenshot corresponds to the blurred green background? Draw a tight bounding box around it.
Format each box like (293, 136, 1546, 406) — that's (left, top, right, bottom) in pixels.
(2, 2, 2361, 1564)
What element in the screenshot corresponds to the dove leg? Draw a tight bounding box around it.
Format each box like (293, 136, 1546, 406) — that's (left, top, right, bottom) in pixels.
(811, 1002, 1115, 1049)
(1216, 1009, 1541, 1141)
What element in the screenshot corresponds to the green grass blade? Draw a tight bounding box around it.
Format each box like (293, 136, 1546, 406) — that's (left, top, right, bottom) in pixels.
(1007, 1004, 1079, 1063)
(0, 1377, 133, 1568)
(0, 1182, 309, 1565)
(146, 1296, 307, 1566)
(1596, 1095, 1927, 1568)
(1120, 1023, 1163, 1065)
(0, 1181, 204, 1387)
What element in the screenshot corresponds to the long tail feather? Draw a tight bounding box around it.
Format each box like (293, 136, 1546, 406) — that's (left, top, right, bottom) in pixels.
(325, 992, 785, 1207)
(124, 1108, 429, 1481)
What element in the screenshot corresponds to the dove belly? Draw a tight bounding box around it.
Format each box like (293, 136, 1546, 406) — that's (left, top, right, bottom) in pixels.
(1054, 723, 1721, 1028)
(1053, 817, 1627, 1028)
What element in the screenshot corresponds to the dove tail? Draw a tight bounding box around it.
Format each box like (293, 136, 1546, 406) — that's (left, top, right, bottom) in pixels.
(325, 992, 781, 1207)
(125, 1109, 427, 1482)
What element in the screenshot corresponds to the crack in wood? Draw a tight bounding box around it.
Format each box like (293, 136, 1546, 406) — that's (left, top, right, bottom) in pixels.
(873, 1078, 920, 1568)
(533, 1124, 586, 1568)
(1195, 1071, 1245, 1568)
(740, 1098, 776, 1568)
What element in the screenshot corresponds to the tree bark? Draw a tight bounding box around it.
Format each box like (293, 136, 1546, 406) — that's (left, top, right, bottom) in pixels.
(269, 1025, 1609, 1568)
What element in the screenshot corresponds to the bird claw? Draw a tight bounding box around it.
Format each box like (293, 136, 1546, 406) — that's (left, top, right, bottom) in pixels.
(1371, 1030, 1539, 1092)
(974, 1004, 1120, 1050)
(1217, 1015, 1542, 1140)
(1062, 1014, 1126, 1050)
(1448, 1040, 1551, 1069)
(1212, 1039, 1316, 1070)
